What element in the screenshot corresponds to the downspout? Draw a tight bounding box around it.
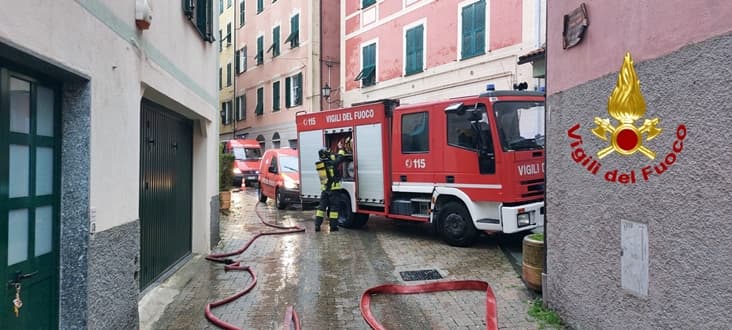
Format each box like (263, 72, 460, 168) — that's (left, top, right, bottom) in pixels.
(320, 0, 324, 112)
(232, 1, 237, 139)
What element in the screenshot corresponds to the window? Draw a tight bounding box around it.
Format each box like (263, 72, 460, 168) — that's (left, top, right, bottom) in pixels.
(239, 0, 245, 26)
(183, 0, 215, 42)
(285, 72, 302, 108)
(236, 95, 246, 120)
(269, 26, 280, 57)
(362, 0, 376, 9)
(226, 62, 232, 86)
(219, 0, 223, 14)
(257, 0, 264, 13)
(221, 101, 232, 125)
(355, 43, 376, 87)
(285, 14, 300, 48)
(218, 29, 223, 51)
(236, 47, 247, 74)
(447, 110, 481, 150)
(272, 81, 281, 111)
(218, 67, 222, 90)
(405, 25, 424, 75)
(256, 87, 264, 115)
(227, 0, 231, 8)
(226, 23, 232, 46)
(461, 0, 486, 59)
(256, 36, 264, 65)
(401, 112, 429, 153)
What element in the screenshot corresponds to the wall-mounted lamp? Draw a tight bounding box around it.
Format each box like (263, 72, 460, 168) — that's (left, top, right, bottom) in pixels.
(322, 83, 332, 99)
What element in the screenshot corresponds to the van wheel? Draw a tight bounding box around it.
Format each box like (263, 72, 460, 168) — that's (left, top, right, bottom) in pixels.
(258, 186, 267, 203)
(275, 188, 287, 210)
(332, 192, 369, 229)
(439, 202, 478, 247)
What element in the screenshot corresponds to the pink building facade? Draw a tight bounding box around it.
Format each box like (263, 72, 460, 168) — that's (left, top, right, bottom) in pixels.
(228, 0, 341, 148)
(341, 0, 545, 106)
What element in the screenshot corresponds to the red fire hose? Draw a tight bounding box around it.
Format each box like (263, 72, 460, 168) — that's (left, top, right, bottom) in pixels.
(360, 280, 498, 330)
(204, 201, 305, 330)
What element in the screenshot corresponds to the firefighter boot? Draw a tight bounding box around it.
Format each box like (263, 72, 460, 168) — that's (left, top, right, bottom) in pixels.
(329, 218, 339, 231)
(314, 216, 323, 232)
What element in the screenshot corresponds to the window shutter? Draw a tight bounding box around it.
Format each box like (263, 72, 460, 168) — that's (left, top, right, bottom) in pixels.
(243, 46, 248, 71)
(475, 0, 486, 54)
(415, 25, 423, 72)
(273, 26, 280, 56)
(461, 4, 474, 58)
(183, 0, 194, 18)
(226, 63, 232, 86)
(239, 0, 245, 26)
(235, 51, 240, 73)
(295, 73, 302, 105)
(285, 77, 291, 108)
(291, 14, 299, 47)
(273, 81, 280, 111)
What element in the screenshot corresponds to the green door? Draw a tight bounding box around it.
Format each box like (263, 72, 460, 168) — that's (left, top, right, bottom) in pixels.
(139, 100, 192, 289)
(0, 68, 60, 328)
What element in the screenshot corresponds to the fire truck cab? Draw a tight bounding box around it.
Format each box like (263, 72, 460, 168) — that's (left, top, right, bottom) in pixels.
(296, 87, 545, 246)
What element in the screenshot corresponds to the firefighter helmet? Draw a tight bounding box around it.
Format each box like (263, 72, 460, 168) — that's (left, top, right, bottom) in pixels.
(318, 148, 331, 160)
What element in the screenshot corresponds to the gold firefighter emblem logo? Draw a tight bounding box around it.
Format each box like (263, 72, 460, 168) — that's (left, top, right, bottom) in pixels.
(592, 52, 662, 159)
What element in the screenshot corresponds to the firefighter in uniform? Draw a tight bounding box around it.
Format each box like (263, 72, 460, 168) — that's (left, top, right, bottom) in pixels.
(314, 146, 347, 232)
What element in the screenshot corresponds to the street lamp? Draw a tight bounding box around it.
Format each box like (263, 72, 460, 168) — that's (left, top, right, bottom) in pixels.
(322, 83, 331, 100)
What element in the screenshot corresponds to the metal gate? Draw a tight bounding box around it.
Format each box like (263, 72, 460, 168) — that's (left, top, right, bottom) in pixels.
(139, 99, 192, 289)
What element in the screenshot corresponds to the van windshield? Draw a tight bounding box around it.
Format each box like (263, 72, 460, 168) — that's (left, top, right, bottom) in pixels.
(279, 155, 299, 173)
(233, 147, 262, 160)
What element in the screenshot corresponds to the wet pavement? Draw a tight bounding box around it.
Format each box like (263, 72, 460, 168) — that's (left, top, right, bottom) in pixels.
(140, 188, 542, 329)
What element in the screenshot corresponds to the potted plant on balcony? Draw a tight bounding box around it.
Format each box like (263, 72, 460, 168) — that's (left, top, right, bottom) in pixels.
(219, 148, 235, 212)
(522, 233, 544, 291)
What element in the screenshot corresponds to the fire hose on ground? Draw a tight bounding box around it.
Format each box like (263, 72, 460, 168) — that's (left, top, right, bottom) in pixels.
(360, 280, 498, 330)
(204, 198, 499, 330)
(204, 201, 305, 330)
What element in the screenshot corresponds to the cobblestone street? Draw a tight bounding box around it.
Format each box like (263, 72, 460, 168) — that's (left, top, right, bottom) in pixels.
(141, 189, 542, 329)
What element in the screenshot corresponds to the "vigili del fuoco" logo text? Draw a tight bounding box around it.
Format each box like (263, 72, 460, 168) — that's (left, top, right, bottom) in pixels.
(566, 53, 687, 184)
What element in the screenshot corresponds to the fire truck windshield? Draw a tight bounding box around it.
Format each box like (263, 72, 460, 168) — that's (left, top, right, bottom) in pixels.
(233, 147, 262, 160)
(494, 101, 545, 151)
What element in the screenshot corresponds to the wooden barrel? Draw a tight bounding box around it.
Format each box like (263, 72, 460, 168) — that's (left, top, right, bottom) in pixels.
(522, 234, 544, 291)
(219, 191, 231, 210)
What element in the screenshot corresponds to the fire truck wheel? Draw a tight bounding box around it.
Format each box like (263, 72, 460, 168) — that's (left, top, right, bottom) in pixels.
(258, 186, 267, 203)
(333, 192, 369, 229)
(275, 188, 287, 210)
(439, 202, 478, 247)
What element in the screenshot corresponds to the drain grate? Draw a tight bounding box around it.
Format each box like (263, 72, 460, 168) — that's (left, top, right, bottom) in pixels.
(399, 269, 443, 281)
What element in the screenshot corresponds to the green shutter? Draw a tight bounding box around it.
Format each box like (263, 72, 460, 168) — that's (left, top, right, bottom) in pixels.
(256, 88, 264, 115)
(273, 81, 280, 111)
(405, 25, 423, 75)
(257, 0, 263, 13)
(285, 77, 291, 108)
(475, 0, 486, 55)
(273, 26, 280, 57)
(462, 4, 474, 59)
(257, 36, 264, 64)
(295, 73, 303, 105)
(462, 1, 485, 59)
(240, 0, 245, 26)
(287, 14, 299, 48)
(362, 44, 376, 86)
(362, 0, 376, 9)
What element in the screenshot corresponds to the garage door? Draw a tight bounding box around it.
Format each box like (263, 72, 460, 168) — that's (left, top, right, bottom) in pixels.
(139, 99, 192, 289)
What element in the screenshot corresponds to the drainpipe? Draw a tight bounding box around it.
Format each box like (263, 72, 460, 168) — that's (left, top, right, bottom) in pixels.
(232, 1, 237, 139)
(320, 0, 324, 112)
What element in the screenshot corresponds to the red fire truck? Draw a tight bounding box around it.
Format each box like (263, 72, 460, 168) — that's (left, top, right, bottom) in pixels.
(296, 87, 545, 246)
